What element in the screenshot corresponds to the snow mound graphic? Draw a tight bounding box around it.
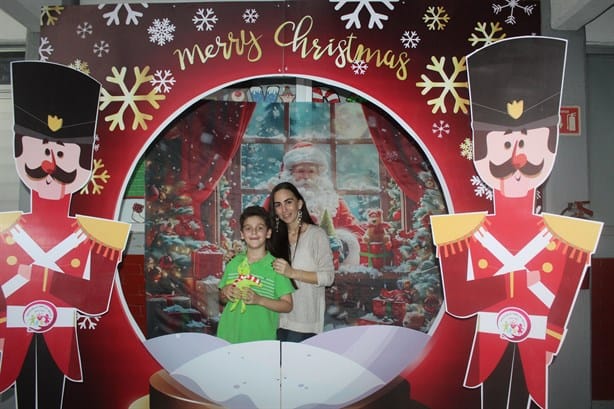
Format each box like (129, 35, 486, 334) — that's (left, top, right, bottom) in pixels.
(145, 325, 429, 408)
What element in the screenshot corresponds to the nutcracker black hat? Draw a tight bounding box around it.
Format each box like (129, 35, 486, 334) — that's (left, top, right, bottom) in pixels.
(466, 36, 567, 132)
(11, 61, 101, 144)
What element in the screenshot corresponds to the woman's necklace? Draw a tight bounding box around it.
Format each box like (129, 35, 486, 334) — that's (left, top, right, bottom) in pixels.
(288, 223, 302, 245)
(289, 230, 299, 245)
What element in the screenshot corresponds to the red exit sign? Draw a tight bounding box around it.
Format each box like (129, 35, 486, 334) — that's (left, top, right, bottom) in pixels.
(560, 106, 580, 135)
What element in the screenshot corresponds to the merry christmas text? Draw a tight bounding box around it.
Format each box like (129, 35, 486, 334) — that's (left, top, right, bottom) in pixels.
(274, 15, 410, 81)
(173, 15, 409, 81)
(173, 30, 263, 70)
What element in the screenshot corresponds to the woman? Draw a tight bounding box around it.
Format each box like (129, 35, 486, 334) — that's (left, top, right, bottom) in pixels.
(269, 182, 335, 342)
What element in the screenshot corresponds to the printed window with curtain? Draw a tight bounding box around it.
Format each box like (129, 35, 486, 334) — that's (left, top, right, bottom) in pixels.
(226, 102, 391, 243)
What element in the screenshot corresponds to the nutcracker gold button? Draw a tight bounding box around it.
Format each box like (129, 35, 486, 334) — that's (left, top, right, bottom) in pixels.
(542, 262, 553, 273)
(6, 256, 17, 266)
(546, 241, 556, 251)
(4, 236, 15, 245)
(71, 258, 81, 268)
(478, 259, 488, 269)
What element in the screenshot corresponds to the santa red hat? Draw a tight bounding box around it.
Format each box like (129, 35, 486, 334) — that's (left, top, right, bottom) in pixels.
(283, 142, 328, 171)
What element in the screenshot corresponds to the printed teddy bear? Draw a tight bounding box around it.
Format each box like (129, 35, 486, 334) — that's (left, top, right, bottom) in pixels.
(362, 208, 391, 245)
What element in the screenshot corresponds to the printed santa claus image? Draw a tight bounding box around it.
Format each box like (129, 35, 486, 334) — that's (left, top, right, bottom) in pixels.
(266, 142, 364, 266)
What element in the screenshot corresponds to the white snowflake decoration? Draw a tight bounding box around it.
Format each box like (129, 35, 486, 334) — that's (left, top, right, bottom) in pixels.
(76, 21, 93, 39)
(330, 0, 399, 30)
(432, 120, 450, 138)
(243, 8, 259, 24)
(460, 137, 473, 160)
(193, 8, 218, 31)
(93, 40, 110, 57)
(401, 30, 421, 49)
(493, 0, 535, 25)
(77, 313, 101, 330)
(471, 175, 493, 200)
(148, 18, 176, 46)
(98, 3, 148, 26)
(38, 37, 54, 61)
(352, 60, 368, 75)
(150, 69, 176, 94)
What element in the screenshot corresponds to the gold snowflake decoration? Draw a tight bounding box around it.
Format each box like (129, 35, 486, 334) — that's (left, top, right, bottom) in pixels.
(416, 56, 469, 114)
(69, 59, 91, 75)
(80, 159, 109, 195)
(41, 6, 64, 26)
(99, 66, 166, 132)
(422, 6, 450, 31)
(468, 22, 507, 47)
(460, 138, 473, 160)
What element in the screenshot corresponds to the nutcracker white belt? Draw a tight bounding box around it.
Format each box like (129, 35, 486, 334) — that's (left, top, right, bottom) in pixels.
(7, 302, 75, 332)
(477, 307, 547, 342)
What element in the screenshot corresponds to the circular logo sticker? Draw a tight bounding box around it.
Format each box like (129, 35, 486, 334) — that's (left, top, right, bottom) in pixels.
(22, 300, 57, 333)
(496, 307, 531, 342)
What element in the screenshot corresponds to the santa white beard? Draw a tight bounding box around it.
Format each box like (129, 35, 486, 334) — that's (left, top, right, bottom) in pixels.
(277, 169, 340, 223)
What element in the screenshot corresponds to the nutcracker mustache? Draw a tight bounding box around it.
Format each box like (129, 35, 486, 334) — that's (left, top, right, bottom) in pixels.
(25, 164, 77, 184)
(489, 158, 544, 179)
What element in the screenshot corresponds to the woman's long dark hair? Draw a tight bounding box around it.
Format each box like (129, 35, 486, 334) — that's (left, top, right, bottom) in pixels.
(267, 182, 315, 264)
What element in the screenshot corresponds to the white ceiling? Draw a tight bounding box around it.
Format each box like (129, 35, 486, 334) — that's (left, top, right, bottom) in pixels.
(1, 0, 613, 48)
(551, 0, 614, 47)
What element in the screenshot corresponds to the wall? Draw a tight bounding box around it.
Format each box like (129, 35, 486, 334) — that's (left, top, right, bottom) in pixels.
(0, 91, 20, 213)
(587, 52, 614, 400)
(587, 53, 614, 254)
(539, 2, 596, 406)
(591, 258, 614, 399)
(0, 9, 25, 213)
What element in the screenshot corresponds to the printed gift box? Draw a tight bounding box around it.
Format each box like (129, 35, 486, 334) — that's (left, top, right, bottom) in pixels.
(191, 243, 224, 279)
(359, 242, 392, 269)
(371, 297, 408, 324)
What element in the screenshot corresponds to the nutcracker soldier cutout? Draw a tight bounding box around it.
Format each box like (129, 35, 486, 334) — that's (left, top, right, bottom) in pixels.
(430, 37, 602, 409)
(0, 61, 130, 408)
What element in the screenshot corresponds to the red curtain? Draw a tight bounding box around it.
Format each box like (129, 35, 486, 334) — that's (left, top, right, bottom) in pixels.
(172, 101, 256, 221)
(361, 105, 426, 206)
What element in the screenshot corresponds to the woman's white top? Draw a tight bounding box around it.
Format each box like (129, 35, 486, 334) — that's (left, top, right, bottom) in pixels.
(280, 224, 335, 334)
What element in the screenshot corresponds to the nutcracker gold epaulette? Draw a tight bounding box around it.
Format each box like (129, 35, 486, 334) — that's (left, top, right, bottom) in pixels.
(541, 213, 602, 262)
(0, 211, 24, 234)
(431, 212, 488, 256)
(74, 215, 131, 260)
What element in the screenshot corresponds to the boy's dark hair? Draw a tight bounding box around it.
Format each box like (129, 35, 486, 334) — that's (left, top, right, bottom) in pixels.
(240, 206, 272, 230)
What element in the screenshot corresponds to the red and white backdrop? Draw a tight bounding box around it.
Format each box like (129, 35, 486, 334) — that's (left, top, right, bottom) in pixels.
(38, 1, 540, 408)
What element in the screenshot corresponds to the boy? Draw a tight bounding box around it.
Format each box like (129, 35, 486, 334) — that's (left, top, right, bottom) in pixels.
(217, 206, 294, 343)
